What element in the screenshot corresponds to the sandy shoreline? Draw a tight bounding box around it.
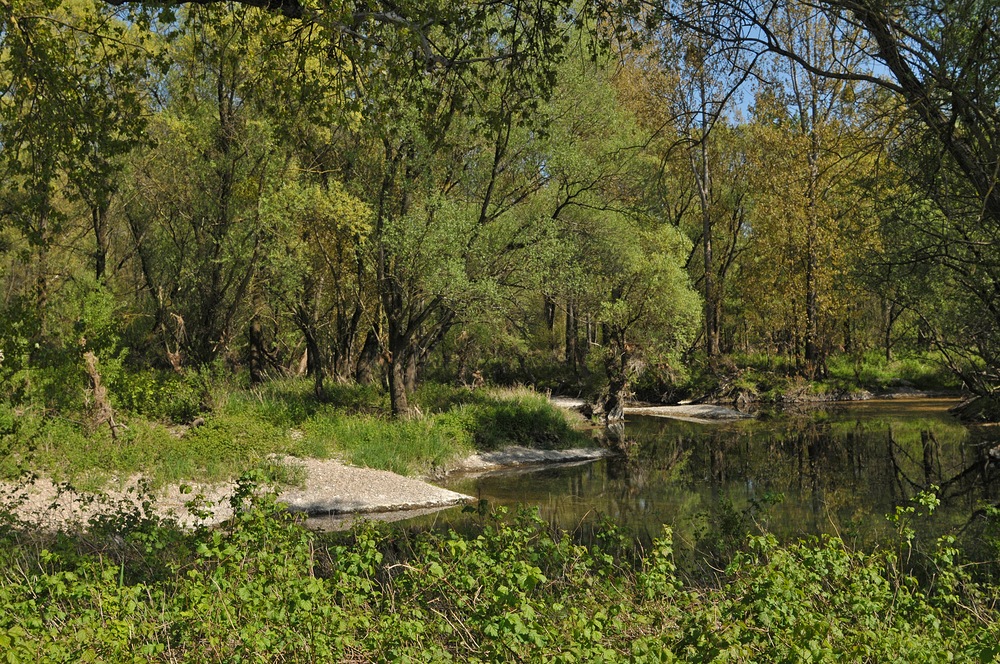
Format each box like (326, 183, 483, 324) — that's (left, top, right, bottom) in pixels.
(0, 447, 614, 531)
(1, 396, 747, 531)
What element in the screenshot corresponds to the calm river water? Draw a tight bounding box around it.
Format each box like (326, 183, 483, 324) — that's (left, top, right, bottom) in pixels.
(405, 399, 1000, 548)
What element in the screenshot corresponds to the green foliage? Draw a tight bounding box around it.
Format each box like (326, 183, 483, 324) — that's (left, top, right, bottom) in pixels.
(463, 396, 588, 451)
(826, 351, 961, 392)
(0, 486, 995, 661)
(682, 350, 961, 404)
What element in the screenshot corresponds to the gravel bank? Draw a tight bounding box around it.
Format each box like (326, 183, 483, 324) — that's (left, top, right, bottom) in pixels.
(2, 391, 618, 531)
(625, 404, 751, 422)
(449, 446, 613, 474)
(550, 397, 749, 423)
(0, 457, 473, 531)
(0, 446, 617, 531)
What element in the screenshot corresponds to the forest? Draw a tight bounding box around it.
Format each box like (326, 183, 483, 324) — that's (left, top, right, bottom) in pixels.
(2, 0, 998, 423)
(3, 0, 1000, 660)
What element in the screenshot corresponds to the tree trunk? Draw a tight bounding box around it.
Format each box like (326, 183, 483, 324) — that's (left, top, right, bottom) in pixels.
(302, 324, 324, 399)
(33, 198, 51, 351)
(404, 348, 419, 395)
(804, 237, 818, 367)
(355, 328, 381, 385)
(93, 203, 109, 283)
(387, 335, 413, 417)
(332, 301, 362, 380)
(693, 70, 719, 358)
(544, 294, 556, 331)
(565, 298, 578, 372)
(803, 130, 821, 377)
(248, 315, 265, 384)
(843, 306, 853, 355)
(603, 329, 628, 422)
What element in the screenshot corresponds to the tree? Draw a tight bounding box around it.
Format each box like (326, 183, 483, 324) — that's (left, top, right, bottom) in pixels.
(540, 54, 649, 376)
(536, 53, 701, 417)
(1, 0, 147, 336)
(324, 2, 584, 416)
(120, 5, 287, 367)
(0, 0, 153, 402)
(591, 215, 701, 420)
(668, 0, 1000, 393)
(648, 18, 752, 358)
(259, 179, 372, 393)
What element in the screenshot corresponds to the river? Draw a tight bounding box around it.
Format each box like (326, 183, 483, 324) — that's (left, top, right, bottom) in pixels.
(397, 399, 999, 558)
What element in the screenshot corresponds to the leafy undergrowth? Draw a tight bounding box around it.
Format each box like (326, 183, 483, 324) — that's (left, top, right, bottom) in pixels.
(824, 351, 962, 393)
(0, 480, 996, 662)
(684, 351, 962, 404)
(0, 378, 589, 488)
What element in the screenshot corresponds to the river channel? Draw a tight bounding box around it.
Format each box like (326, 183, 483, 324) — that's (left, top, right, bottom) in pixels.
(402, 399, 1000, 552)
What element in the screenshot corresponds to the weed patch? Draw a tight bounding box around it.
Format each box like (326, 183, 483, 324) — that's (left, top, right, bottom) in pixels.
(0, 485, 994, 661)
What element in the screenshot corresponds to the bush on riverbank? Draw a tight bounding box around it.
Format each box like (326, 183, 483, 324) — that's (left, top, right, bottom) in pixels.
(0, 377, 590, 487)
(0, 482, 995, 662)
(679, 351, 962, 405)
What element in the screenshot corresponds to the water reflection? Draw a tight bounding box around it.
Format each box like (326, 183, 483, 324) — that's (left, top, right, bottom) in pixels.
(411, 400, 999, 548)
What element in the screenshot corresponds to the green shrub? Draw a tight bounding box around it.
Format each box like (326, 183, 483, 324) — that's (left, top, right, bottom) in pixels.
(114, 369, 204, 423)
(463, 395, 587, 450)
(176, 413, 287, 474)
(0, 488, 994, 662)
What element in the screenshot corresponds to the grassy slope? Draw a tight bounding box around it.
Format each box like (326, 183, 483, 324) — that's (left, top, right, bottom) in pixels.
(0, 377, 591, 489)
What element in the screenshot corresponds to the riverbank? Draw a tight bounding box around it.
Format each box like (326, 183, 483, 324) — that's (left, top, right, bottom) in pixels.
(0, 443, 618, 530)
(0, 381, 611, 529)
(0, 380, 594, 489)
(679, 351, 964, 407)
(0, 485, 994, 662)
(0, 374, 975, 531)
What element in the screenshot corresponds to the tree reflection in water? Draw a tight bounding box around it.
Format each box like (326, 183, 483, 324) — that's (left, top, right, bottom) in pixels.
(418, 400, 998, 564)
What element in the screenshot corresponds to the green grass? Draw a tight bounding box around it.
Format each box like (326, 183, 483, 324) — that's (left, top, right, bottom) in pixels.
(298, 412, 474, 476)
(0, 378, 589, 487)
(826, 351, 962, 392)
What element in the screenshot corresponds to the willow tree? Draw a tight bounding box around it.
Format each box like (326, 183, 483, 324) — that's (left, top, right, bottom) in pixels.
(591, 215, 701, 420)
(534, 54, 701, 417)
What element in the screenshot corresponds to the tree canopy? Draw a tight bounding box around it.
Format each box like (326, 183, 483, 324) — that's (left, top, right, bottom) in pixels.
(2, 0, 999, 415)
